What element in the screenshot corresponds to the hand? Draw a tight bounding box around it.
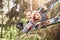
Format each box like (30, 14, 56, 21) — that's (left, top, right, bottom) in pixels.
(36, 22, 42, 28)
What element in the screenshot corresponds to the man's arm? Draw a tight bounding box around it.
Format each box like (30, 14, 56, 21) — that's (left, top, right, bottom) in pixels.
(41, 16, 60, 26)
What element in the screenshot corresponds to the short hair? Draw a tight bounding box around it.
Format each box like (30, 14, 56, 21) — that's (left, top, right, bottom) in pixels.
(24, 9, 32, 14)
(16, 22, 23, 29)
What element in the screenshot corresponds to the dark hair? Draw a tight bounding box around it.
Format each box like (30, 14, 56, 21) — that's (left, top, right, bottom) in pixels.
(16, 22, 23, 29)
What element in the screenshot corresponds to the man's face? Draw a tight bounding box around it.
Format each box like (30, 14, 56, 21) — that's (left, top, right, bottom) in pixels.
(26, 11, 32, 21)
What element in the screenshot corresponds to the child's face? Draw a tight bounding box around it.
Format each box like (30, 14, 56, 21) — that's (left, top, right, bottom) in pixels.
(34, 13, 41, 20)
(26, 11, 32, 21)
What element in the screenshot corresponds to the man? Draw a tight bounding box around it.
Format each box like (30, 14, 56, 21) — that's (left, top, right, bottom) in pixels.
(21, 0, 51, 33)
(24, 9, 32, 23)
(16, 9, 32, 30)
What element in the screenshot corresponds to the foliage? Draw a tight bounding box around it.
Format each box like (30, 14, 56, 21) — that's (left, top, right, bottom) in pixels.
(0, 0, 60, 40)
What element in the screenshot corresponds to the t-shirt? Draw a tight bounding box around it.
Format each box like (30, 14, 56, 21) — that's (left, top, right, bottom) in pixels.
(40, 13, 48, 22)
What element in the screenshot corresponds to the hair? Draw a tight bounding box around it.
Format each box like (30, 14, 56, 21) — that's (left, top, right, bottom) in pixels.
(24, 9, 32, 14)
(16, 22, 23, 29)
(32, 11, 40, 21)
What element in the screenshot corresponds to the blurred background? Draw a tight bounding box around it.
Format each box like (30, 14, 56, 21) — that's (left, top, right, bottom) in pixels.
(0, 0, 60, 40)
